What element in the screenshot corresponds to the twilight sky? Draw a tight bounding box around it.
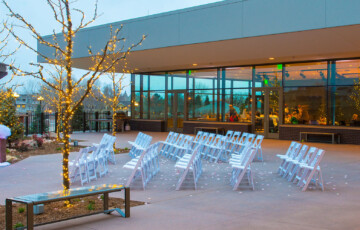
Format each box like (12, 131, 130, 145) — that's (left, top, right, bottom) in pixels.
(0, 0, 221, 93)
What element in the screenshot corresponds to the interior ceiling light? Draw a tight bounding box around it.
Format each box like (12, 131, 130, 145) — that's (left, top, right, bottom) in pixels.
(269, 57, 275, 60)
(192, 63, 198, 66)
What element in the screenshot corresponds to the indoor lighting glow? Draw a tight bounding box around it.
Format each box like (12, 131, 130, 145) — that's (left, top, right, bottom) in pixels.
(269, 57, 275, 60)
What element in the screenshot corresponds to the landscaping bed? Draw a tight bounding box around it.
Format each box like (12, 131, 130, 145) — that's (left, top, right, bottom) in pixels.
(6, 140, 129, 164)
(0, 196, 145, 229)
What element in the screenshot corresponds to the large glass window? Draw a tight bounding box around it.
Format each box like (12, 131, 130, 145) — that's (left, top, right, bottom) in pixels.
(189, 69, 217, 90)
(225, 67, 252, 88)
(149, 92, 165, 120)
(134, 92, 141, 119)
(255, 65, 282, 87)
(188, 89, 218, 121)
(168, 71, 187, 90)
(149, 74, 166, 90)
(329, 60, 360, 86)
(284, 62, 327, 87)
(224, 89, 251, 122)
(284, 87, 327, 125)
(135, 74, 141, 91)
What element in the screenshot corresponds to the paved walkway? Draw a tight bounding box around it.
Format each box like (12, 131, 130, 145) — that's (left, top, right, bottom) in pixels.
(1, 131, 360, 229)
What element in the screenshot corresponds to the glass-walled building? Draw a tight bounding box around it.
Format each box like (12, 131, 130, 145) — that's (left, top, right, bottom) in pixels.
(131, 59, 360, 139)
(41, 0, 360, 144)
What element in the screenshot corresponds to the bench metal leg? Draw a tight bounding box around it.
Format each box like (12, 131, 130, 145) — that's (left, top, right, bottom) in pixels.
(103, 192, 109, 213)
(27, 203, 34, 230)
(125, 187, 130, 218)
(5, 199, 12, 230)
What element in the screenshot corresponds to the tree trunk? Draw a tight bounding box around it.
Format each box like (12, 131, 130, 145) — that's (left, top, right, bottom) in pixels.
(62, 113, 71, 190)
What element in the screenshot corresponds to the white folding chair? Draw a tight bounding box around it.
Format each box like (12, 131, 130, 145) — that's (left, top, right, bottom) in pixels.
(175, 145, 202, 190)
(295, 149, 325, 191)
(230, 144, 257, 191)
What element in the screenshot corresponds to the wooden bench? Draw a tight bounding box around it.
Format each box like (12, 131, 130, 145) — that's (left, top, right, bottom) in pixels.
(6, 184, 129, 230)
(194, 127, 224, 135)
(300, 132, 340, 144)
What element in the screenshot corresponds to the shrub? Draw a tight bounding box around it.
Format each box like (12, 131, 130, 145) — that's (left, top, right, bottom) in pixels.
(14, 222, 24, 229)
(87, 201, 95, 210)
(32, 134, 44, 148)
(18, 207, 25, 213)
(124, 147, 129, 150)
(16, 142, 29, 152)
(56, 147, 62, 151)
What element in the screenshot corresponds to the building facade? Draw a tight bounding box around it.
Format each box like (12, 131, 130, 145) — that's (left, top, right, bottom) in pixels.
(39, 0, 360, 143)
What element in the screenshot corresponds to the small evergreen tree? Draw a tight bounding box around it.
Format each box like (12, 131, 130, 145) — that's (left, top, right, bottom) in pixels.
(0, 89, 24, 146)
(71, 105, 84, 132)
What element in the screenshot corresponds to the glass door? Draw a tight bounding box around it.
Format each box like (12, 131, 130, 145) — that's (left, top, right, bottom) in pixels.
(167, 90, 186, 132)
(252, 88, 283, 138)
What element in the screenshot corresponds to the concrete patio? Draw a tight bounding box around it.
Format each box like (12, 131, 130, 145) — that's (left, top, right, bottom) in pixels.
(1, 131, 360, 229)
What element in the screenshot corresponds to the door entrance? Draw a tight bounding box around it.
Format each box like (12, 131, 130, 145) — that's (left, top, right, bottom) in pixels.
(252, 88, 283, 139)
(167, 91, 186, 132)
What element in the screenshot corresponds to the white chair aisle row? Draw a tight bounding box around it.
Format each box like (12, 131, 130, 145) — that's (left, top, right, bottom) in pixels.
(128, 132, 152, 158)
(70, 133, 117, 186)
(276, 141, 325, 191)
(124, 142, 161, 190)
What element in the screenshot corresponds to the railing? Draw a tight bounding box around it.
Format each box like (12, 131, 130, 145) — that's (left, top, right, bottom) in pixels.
(19, 111, 117, 136)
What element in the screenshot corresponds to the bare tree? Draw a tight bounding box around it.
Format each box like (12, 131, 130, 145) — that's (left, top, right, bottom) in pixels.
(2, 0, 145, 190)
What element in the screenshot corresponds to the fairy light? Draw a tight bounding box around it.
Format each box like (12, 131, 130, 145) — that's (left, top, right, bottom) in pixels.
(2, 0, 146, 192)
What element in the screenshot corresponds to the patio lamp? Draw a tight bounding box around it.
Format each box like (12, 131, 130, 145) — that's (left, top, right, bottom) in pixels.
(37, 96, 44, 111)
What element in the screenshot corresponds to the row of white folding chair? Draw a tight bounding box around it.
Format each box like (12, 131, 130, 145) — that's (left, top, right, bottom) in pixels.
(92, 133, 117, 164)
(128, 132, 152, 158)
(201, 135, 227, 163)
(276, 141, 325, 191)
(229, 135, 264, 164)
(161, 133, 194, 160)
(69, 147, 91, 186)
(229, 143, 257, 190)
(159, 132, 179, 156)
(124, 142, 161, 189)
(175, 145, 203, 190)
(168, 135, 194, 160)
(229, 133, 264, 162)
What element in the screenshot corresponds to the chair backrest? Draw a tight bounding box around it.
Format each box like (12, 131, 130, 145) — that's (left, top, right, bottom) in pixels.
(285, 141, 297, 157)
(175, 134, 185, 146)
(164, 132, 174, 143)
(289, 142, 302, 159)
(252, 135, 264, 149)
(170, 133, 179, 144)
(224, 130, 234, 141)
(199, 132, 209, 144)
(218, 136, 227, 149)
(308, 149, 325, 168)
(194, 131, 204, 143)
(183, 136, 194, 148)
(246, 134, 256, 145)
(301, 147, 318, 164)
(237, 132, 249, 145)
(294, 144, 309, 162)
(231, 131, 242, 143)
(210, 134, 223, 147)
(205, 133, 216, 145)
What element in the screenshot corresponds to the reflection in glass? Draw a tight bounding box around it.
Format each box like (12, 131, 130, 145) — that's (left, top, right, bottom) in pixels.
(328, 86, 360, 126)
(149, 92, 165, 119)
(188, 89, 217, 121)
(255, 91, 265, 132)
(255, 65, 282, 87)
(284, 87, 327, 125)
(224, 89, 251, 122)
(330, 60, 360, 86)
(134, 92, 140, 119)
(225, 67, 252, 88)
(269, 90, 279, 133)
(284, 62, 327, 87)
(168, 71, 187, 90)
